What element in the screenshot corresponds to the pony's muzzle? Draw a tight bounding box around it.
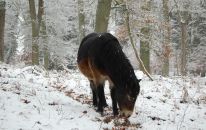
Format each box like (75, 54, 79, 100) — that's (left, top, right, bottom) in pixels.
(120, 109, 133, 118)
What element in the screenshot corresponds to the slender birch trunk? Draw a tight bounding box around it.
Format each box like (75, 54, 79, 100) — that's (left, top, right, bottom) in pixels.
(0, 0, 6, 62)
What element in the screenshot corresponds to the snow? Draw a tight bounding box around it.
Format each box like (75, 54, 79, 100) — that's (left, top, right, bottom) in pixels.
(0, 64, 206, 130)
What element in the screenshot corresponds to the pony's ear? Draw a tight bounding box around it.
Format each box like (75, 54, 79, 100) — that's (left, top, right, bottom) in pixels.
(138, 79, 141, 82)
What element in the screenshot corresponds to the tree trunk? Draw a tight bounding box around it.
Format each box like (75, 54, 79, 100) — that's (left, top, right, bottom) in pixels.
(174, 0, 190, 76)
(29, 0, 44, 65)
(77, 0, 85, 43)
(140, 27, 150, 73)
(140, 0, 152, 73)
(5, 40, 17, 64)
(95, 0, 112, 32)
(29, 0, 39, 65)
(180, 22, 187, 76)
(0, 0, 6, 62)
(39, 0, 49, 69)
(162, 0, 171, 76)
(5, 12, 18, 64)
(42, 20, 49, 70)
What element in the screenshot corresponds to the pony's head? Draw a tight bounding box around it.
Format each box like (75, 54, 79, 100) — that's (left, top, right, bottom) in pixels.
(116, 78, 141, 117)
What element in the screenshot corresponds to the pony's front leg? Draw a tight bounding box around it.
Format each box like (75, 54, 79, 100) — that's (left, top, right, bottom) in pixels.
(100, 83, 108, 107)
(111, 87, 119, 116)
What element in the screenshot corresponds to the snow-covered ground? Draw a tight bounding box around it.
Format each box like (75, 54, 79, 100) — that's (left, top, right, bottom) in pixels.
(0, 64, 206, 130)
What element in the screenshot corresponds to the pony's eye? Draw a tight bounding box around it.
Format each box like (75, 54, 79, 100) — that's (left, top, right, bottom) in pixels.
(127, 94, 135, 101)
(127, 95, 131, 101)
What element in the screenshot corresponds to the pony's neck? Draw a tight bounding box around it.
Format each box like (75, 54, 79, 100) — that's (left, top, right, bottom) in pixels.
(103, 43, 136, 87)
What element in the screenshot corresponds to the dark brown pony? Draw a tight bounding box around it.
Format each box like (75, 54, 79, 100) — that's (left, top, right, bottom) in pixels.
(77, 32, 140, 117)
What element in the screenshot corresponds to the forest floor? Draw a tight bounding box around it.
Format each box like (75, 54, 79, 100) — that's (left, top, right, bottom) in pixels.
(0, 64, 206, 130)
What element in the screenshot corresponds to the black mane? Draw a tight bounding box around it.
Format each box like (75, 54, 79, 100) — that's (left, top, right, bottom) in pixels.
(95, 33, 137, 88)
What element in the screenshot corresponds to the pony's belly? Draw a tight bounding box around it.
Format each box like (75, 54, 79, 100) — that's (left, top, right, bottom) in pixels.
(78, 58, 112, 86)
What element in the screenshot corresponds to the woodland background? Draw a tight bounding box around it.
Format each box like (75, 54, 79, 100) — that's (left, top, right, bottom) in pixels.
(1, 1, 206, 129)
(0, 0, 206, 77)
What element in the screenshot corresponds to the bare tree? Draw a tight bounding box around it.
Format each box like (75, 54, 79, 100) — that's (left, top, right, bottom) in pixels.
(95, 0, 112, 32)
(162, 0, 171, 76)
(0, 0, 5, 62)
(77, 0, 85, 43)
(38, 0, 49, 69)
(28, 0, 44, 65)
(5, 1, 21, 64)
(140, 0, 153, 73)
(174, 0, 191, 76)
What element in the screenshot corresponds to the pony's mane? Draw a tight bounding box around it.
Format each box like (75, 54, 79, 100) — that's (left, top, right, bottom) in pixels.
(99, 34, 137, 87)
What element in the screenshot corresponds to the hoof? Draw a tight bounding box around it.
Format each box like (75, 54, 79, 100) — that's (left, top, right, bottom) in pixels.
(93, 104, 97, 107)
(113, 109, 119, 116)
(103, 103, 108, 108)
(96, 108, 103, 112)
(113, 112, 119, 116)
(93, 101, 97, 107)
(96, 109, 104, 116)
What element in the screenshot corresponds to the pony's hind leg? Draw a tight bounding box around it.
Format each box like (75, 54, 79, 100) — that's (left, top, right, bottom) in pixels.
(90, 80, 107, 109)
(89, 80, 97, 106)
(96, 84, 105, 114)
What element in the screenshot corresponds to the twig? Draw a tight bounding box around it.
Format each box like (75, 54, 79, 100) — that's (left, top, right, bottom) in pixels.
(177, 103, 189, 130)
(99, 121, 103, 130)
(178, 79, 199, 130)
(125, 3, 153, 81)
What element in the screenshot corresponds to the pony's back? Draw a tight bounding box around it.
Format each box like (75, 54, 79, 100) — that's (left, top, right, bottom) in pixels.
(77, 32, 121, 69)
